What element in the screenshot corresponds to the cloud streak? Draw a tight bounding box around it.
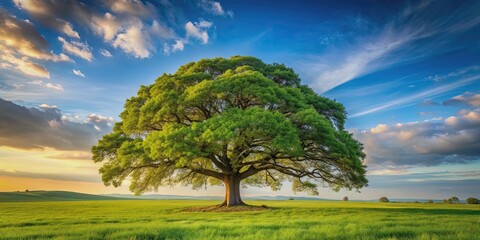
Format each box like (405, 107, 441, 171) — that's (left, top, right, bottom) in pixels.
(350, 74, 480, 117)
(308, 0, 480, 93)
(72, 69, 85, 77)
(29, 80, 64, 91)
(58, 37, 93, 62)
(199, 0, 233, 17)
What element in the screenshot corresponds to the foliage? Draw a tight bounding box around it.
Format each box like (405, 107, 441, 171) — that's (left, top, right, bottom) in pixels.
(1, 200, 480, 239)
(343, 196, 348, 201)
(92, 56, 368, 200)
(427, 199, 434, 204)
(379, 197, 389, 203)
(447, 196, 460, 204)
(466, 197, 480, 204)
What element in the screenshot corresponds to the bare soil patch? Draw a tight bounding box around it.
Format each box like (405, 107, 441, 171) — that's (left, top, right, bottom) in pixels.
(183, 204, 270, 212)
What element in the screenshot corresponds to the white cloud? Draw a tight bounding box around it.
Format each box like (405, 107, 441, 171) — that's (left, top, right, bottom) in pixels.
(353, 108, 480, 168)
(104, 0, 153, 17)
(185, 21, 212, 44)
(163, 39, 186, 55)
(197, 20, 213, 28)
(87, 113, 115, 131)
(39, 103, 58, 109)
(443, 91, 480, 107)
(91, 12, 121, 42)
(112, 22, 153, 58)
(100, 49, 112, 57)
(87, 113, 114, 123)
(370, 124, 389, 134)
(58, 37, 93, 61)
(172, 39, 185, 52)
(13, 0, 220, 60)
(72, 69, 85, 77)
(44, 83, 63, 91)
(29, 80, 63, 91)
(199, 0, 233, 17)
(61, 21, 80, 38)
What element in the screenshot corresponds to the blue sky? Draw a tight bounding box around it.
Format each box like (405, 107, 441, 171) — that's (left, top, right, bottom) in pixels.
(0, 0, 479, 200)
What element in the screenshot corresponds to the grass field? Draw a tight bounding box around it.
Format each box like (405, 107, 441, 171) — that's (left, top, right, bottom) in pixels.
(0, 200, 479, 240)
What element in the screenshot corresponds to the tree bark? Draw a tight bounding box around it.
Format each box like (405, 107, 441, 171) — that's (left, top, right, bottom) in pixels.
(220, 174, 245, 206)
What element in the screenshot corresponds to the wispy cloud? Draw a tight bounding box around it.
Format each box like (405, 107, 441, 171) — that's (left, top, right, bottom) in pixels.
(185, 20, 213, 44)
(58, 37, 93, 62)
(99, 49, 112, 57)
(306, 0, 480, 93)
(351, 73, 480, 118)
(72, 69, 85, 77)
(198, 0, 233, 17)
(28, 80, 64, 91)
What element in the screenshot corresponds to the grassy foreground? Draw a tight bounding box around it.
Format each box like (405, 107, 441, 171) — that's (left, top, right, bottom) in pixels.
(0, 200, 479, 240)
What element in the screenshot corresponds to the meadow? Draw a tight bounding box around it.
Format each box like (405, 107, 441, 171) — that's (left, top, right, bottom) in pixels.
(0, 200, 479, 240)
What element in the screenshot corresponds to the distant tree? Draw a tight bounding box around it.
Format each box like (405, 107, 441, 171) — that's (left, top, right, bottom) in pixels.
(25, 189, 29, 192)
(379, 197, 389, 203)
(448, 196, 460, 204)
(443, 199, 448, 203)
(288, 197, 294, 200)
(427, 199, 434, 204)
(466, 197, 480, 204)
(343, 196, 349, 201)
(92, 56, 368, 207)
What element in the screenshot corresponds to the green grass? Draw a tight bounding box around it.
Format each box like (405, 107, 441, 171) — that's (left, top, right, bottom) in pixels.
(0, 191, 125, 202)
(0, 200, 478, 239)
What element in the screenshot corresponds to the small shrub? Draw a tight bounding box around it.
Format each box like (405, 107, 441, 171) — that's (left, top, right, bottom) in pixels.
(379, 197, 389, 203)
(427, 199, 434, 203)
(343, 196, 348, 201)
(466, 197, 480, 204)
(288, 197, 294, 200)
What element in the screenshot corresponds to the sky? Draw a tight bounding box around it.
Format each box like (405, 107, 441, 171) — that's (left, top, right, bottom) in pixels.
(0, 0, 479, 200)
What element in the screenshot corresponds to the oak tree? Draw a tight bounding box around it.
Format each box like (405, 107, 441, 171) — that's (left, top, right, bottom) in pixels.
(92, 56, 368, 206)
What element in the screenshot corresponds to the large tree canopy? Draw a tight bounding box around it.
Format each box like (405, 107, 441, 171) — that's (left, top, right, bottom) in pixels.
(92, 56, 368, 206)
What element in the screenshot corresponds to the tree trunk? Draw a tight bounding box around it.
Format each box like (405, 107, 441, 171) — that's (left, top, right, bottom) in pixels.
(220, 174, 245, 207)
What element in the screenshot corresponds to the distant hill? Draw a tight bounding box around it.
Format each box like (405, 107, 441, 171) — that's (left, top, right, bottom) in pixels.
(104, 193, 223, 200)
(0, 191, 129, 202)
(104, 194, 326, 201)
(0, 191, 446, 203)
